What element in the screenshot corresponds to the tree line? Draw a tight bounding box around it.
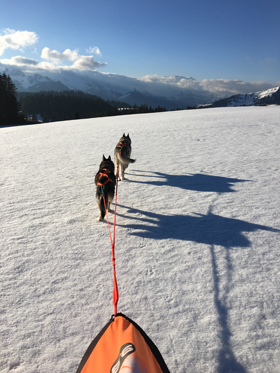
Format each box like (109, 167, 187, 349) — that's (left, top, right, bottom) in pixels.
(18, 91, 121, 122)
(0, 73, 25, 125)
(0, 72, 167, 125)
(18, 91, 167, 122)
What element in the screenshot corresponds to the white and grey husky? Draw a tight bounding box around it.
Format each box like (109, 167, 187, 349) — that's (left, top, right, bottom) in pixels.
(114, 133, 136, 180)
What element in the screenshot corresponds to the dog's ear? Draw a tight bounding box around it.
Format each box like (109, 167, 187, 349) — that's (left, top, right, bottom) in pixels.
(103, 155, 106, 161)
(108, 155, 111, 161)
(123, 133, 125, 137)
(127, 133, 130, 138)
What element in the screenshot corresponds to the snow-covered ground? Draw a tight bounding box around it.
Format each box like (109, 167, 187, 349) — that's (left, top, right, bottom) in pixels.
(1, 106, 280, 373)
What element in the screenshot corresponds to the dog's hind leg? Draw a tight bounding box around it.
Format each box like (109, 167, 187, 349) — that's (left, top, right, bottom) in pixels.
(97, 207, 103, 221)
(122, 163, 129, 180)
(114, 153, 120, 178)
(120, 164, 125, 180)
(97, 195, 106, 221)
(107, 192, 114, 212)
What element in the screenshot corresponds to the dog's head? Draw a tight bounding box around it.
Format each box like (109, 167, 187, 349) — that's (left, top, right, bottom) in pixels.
(119, 133, 131, 145)
(99, 155, 115, 172)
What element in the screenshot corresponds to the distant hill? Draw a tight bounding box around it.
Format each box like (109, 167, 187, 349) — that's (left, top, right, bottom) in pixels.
(207, 86, 280, 108)
(1, 67, 215, 110)
(18, 91, 120, 122)
(2, 65, 277, 110)
(17, 91, 166, 123)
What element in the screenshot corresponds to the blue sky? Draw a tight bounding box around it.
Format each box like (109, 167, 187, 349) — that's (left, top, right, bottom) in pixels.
(0, 0, 279, 84)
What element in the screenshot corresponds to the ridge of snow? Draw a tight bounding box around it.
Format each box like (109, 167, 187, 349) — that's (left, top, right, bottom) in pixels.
(257, 86, 279, 99)
(223, 86, 279, 107)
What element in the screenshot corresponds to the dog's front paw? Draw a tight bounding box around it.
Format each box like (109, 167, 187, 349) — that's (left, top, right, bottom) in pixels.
(97, 215, 103, 221)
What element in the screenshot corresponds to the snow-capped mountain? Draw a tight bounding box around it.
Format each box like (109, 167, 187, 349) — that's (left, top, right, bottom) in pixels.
(210, 86, 280, 107)
(1, 67, 216, 109)
(3, 65, 277, 109)
(2, 68, 70, 93)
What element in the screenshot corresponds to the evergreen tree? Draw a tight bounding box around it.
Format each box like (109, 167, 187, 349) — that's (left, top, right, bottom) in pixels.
(0, 73, 23, 125)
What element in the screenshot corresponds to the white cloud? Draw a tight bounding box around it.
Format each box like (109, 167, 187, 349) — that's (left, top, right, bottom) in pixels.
(139, 74, 274, 96)
(0, 29, 38, 56)
(0, 29, 106, 71)
(199, 79, 273, 95)
(0, 56, 39, 66)
(72, 56, 107, 70)
(86, 46, 102, 56)
(41, 47, 79, 62)
(0, 54, 107, 72)
(140, 75, 179, 84)
(140, 74, 197, 86)
(12, 56, 38, 66)
(40, 47, 106, 70)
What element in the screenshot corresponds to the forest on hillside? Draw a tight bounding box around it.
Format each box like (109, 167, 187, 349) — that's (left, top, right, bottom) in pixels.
(1, 72, 168, 125)
(18, 91, 167, 123)
(18, 91, 123, 122)
(0, 73, 25, 125)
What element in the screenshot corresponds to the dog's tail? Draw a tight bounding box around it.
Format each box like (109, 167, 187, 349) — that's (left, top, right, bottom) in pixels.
(117, 152, 136, 164)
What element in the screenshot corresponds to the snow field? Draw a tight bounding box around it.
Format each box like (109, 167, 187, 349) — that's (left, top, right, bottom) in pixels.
(1, 106, 280, 372)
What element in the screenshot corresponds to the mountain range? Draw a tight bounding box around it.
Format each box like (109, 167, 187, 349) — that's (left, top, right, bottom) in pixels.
(209, 86, 280, 108)
(1, 67, 217, 109)
(1, 66, 279, 109)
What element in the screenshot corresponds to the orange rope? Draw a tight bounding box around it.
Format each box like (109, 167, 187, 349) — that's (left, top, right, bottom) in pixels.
(102, 160, 120, 315)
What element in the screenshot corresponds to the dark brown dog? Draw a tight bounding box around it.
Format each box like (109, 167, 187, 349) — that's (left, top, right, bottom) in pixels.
(95, 155, 116, 221)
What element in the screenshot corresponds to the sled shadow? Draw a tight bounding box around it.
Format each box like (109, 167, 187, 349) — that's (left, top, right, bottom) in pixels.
(117, 205, 279, 373)
(126, 170, 250, 193)
(210, 242, 248, 373)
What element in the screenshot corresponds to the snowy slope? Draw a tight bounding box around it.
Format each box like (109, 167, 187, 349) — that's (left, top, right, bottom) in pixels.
(1, 107, 280, 373)
(1, 68, 69, 92)
(210, 86, 280, 107)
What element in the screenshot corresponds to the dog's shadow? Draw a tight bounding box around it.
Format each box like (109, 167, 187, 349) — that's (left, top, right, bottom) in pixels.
(120, 169, 278, 246)
(116, 204, 279, 246)
(119, 170, 279, 372)
(126, 170, 250, 193)
(116, 204, 278, 373)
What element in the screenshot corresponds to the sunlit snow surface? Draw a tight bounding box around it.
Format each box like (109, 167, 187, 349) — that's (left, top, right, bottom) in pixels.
(1, 106, 280, 373)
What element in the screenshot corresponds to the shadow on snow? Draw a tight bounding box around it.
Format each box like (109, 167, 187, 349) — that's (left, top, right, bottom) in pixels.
(126, 170, 250, 193)
(116, 171, 278, 373)
(116, 205, 278, 372)
(116, 206, 278, 247)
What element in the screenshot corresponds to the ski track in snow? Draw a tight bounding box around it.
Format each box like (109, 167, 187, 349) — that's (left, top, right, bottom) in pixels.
(1, 106, 280, 373)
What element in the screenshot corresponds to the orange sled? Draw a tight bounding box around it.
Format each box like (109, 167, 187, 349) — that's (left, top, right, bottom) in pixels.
(76, 313, 170, 373)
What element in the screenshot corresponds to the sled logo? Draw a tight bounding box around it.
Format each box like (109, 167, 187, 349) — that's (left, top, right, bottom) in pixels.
(111, 343, 149, 373)
(111, 343, 135, 373)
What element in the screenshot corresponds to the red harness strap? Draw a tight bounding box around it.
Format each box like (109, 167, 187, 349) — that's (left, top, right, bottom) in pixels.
(96, 164, 120, 315)
(97, 169, 113, 187)
(117, 141, 131, 154)
(101, 161, 120, 316)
